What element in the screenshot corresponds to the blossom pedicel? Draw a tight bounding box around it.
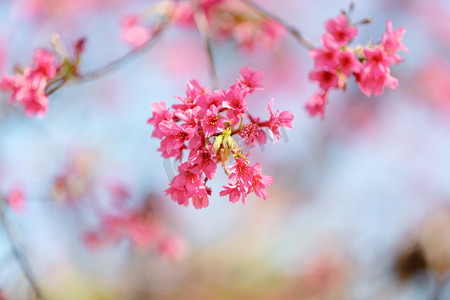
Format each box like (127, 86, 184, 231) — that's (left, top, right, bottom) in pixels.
(148, 66, 294, 209)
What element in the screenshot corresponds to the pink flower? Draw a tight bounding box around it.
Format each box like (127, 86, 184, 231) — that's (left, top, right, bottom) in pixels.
(363, 47, 393, 74)
(238, 66, 264, 93)
(239, 123, 266, 147)
(157, 121, 195, 159)
(7, 187, 25, 214)
(382, 21, 408, 63)
(188, 146, 217, 179)
(0, 48, 58, 117)
(266, 98, 294, 143)
(174, 79, 209, 111)
(204, 90, 225, 108)
(251, 163, 274, 200)
(226, 156, 253, 187)
(220, 184, 248, 204)
(174, 106, 202, 130)
(324, 14, 358, 46)
(33, 49, 57, 78)
(220, 159, 273, 204)
(192, 192, 210, 209)
(308, 68, 339, 91)
(148, 67, 280, 207)
(165, 162, 210, 209)
(309, 34, 339, 69)
(223, 84, 247, 125)
(355, 47, 399, 97)
(305, 92, 328, 119)
(337, 49, 361, 77)
(120, 14, 152, 48)
(2, 70, 49, 116)
(202, 105, 225, 138)
(356, 66, 398, 97)
(148, 101, 173, 139)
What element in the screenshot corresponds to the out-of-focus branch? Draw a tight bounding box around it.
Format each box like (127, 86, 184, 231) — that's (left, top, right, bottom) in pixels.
(0, 199, 46, 300)
(241, 0, 316, 50)
(75, 18, 170, 83)
(192, 0, 220, 90)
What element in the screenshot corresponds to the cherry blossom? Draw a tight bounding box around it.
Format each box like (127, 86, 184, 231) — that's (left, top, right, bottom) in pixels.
(306, 14, 407, 118)
(148, 67, 293, 209)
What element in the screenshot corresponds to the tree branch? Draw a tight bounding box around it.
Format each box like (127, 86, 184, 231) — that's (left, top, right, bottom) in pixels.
(75, 18, 170, 83)
(241, 0, 316, 51)
(0, 201, 46, 300)
(192, 0, 220, 90)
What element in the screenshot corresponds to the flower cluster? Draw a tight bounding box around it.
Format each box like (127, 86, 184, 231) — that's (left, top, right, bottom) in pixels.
(306, 14, 408, 118)
(0, 49, 58, 116)
(148, 66, 294, 209)
(82, 192, 186, 261)
(0, 38, 86, 117)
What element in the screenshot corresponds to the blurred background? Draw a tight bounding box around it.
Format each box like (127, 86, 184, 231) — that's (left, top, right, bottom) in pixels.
(0, 0, 450, 299)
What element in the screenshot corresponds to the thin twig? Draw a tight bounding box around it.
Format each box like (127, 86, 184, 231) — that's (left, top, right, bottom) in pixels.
(75, 18, 170, 83)
(192, 0, 220, 90)
(0, 202, 46, 300)
(240, 0, 316, 51)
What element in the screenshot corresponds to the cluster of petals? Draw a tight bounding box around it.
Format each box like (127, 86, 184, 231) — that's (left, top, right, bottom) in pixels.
(148, 66, 294, 209)
(306, 14, 408, 118)
(0, 49, 58, 116)
(220, 156, 274, 204)
(83, 204, 186, 260)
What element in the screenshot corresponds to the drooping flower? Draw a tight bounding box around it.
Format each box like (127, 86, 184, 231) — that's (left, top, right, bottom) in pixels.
(33, 49, 57, 78)
(188, 146, 217, 180)
(220, 184, 248, 204)
(251, 163, 274, 200)
(226, 156, 254, 187)
(305, 92, 328, 119)
(147, 101, 174, 138)
(0, 48, 60, 116)
(266, 98, 294, 143)
(157, 121, 195, 159)
(223, 84, 247, 125)
(239, 123, 266, 147)
(308, 68, 339, 91)
(324, 14, 358, 46)
(337, 49, 362, 77)
(238, 66, 264, 93)
(165, 162, 209, 209)
(309, 34, 339, 69)
(382, 21, 409, 63)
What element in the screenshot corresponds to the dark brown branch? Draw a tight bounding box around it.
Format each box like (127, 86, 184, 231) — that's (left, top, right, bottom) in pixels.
(241, 0, 316, 51)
